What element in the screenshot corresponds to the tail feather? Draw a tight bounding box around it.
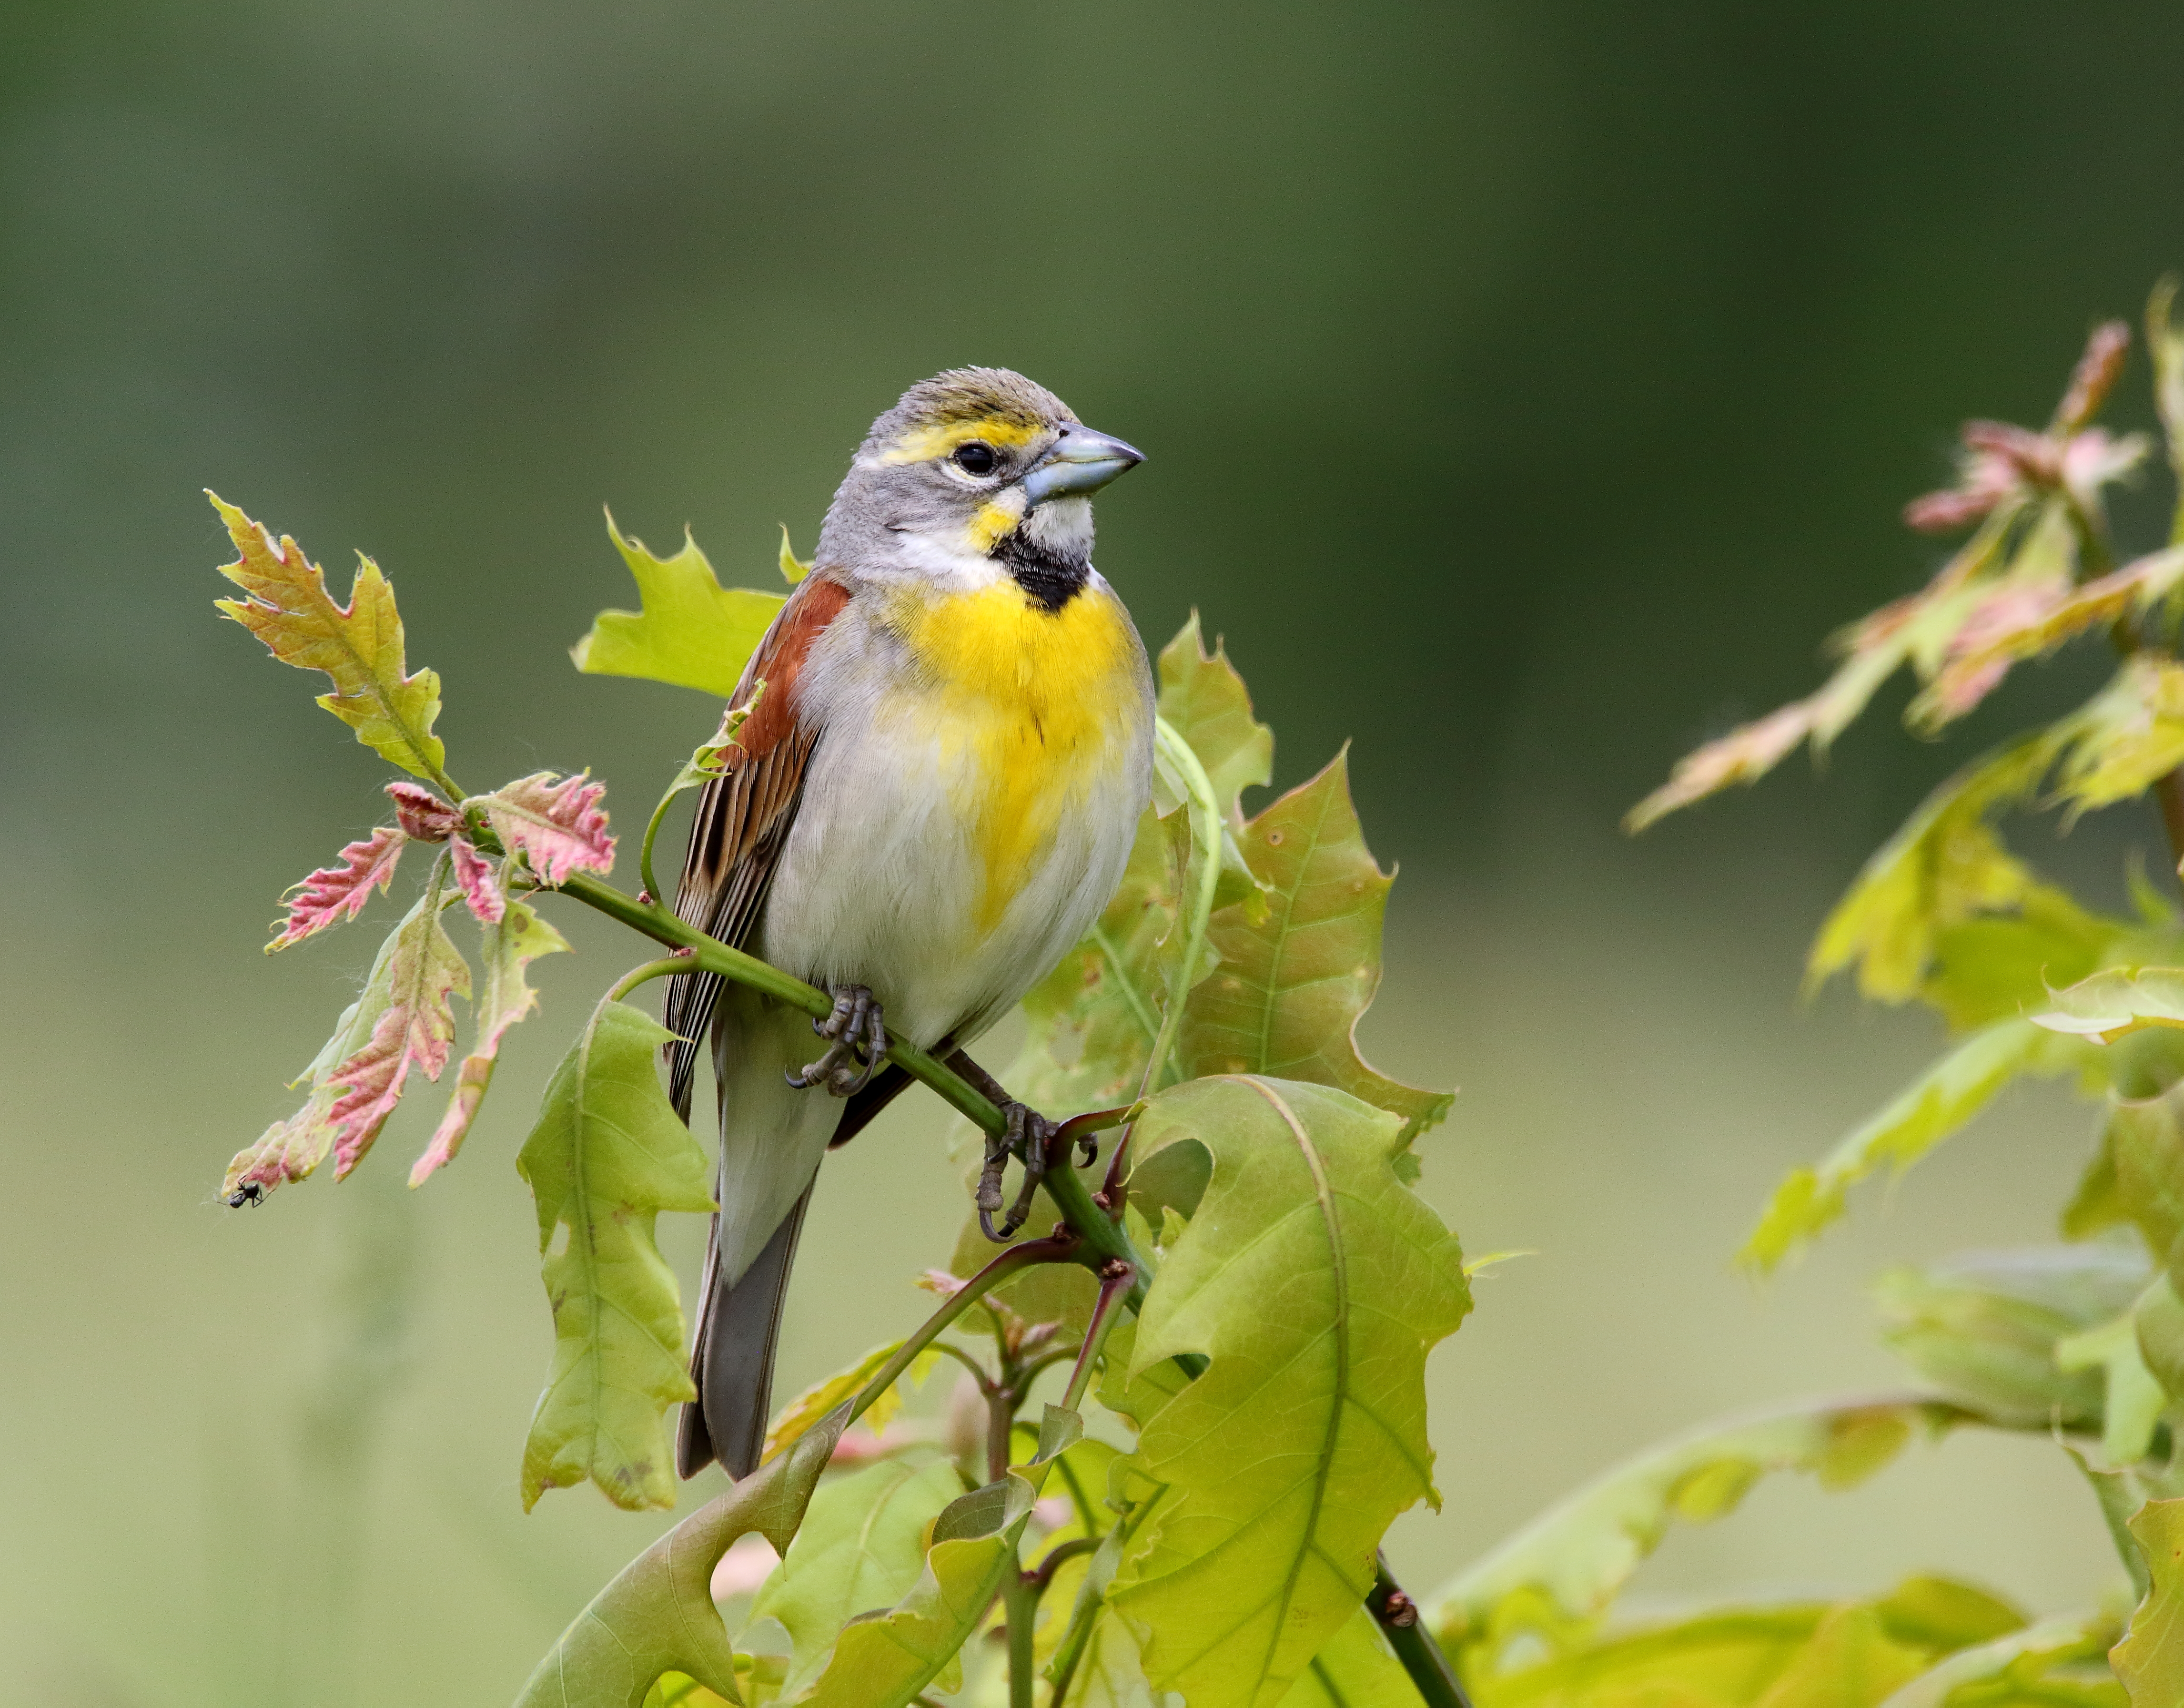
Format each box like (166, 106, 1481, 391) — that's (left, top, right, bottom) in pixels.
(677, 980, 842, 1480)
(677, 1180, 815, 1480)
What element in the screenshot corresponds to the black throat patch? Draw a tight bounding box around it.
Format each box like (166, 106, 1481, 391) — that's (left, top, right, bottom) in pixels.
(994, 531, 1090, 614)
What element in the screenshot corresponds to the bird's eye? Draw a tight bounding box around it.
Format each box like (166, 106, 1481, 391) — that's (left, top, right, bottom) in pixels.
(952, 442, 999, 476)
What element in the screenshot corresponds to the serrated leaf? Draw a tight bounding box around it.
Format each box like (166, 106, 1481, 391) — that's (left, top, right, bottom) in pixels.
(268, 825, 407, 950)
(412, 892, 569, 1185)
(1179, 754, 1453, 1142)
(517, 1000, 718, 1511)
(1877, 1611, 2121, 1708)
(1110, 1076, 1470, 1708)
(516, 1405, 848, 1708)
(209, 492, 447, 782)
(1919, 543, 2184, 730)
(2052, 656, 2184, 819)
(1873, 1247, 2149, 1428)
(1424, 1397, 1964, 1669)
(1924, 888, 2121, 1030)
(2037, 967, 2184, 1045)
(317, 854, 471, 1179)
(449, 835, 504, 924)
(1157, 612, 1274, 815)
(1274, 1607, 1420, 1708)
(789, 1471, 1040, 1707)
(478, 771, 617, 885)
(750, 1457, 963, 1697)
(1806, 735, 2064, 1006)
(224, 904, 408, 1200)
(1741, 1019, 2096, 1273)
(572, 514, 789, 698)
(2115, 1500, 2184, 1708)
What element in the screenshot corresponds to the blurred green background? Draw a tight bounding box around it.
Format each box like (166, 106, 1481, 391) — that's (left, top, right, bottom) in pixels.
(6, 3, 2184, 1702)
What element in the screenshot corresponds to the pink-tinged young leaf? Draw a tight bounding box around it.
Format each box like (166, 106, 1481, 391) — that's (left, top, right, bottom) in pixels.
(207, 492, 447, 783)
(268, 826, 406, 951)
(320, 854, 471, 1179)
(477, 771, 616, 885)
(225, 897, 417, 1200)
(386, 779, 460, 842)
(411, 893, 569, 1185)
(2055, 318, 2133, 434)
(450, 835, 504, 924)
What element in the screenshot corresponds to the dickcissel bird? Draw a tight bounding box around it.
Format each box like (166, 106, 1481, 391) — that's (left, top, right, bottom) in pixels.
(663, 368, 1153, 1479)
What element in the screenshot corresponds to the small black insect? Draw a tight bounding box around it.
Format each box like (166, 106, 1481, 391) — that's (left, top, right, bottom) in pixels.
(227, 1182, 266, 1209)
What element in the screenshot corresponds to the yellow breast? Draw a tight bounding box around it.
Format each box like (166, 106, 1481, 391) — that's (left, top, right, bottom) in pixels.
(889, 580, 1140, 932)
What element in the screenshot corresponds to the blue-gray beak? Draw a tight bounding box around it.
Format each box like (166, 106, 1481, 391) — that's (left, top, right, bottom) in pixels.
(1022, 424, 1144, 506)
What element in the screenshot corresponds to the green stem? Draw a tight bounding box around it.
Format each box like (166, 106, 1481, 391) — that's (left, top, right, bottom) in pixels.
(606, 956, 697, 1005)
(1002, 1560, 1037, 1708)
(1370, 1556, 1472, 1708)
(1061, 1263, 1133, 1416)
(1141, 718, 1223, 1100)
(553, 870, 1011, 1134)
(843, 1233, 1079, 1432)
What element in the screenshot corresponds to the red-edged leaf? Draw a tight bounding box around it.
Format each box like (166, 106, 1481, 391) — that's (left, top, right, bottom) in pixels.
(412, 892, 569, 1185)
(268, 826, 406, 951)
(320, 855, 471, 1178)
(450, 836, 505, 924)
(387, 780, 461, 842)
(208, 492, 446, 782)
(477, 772, 616, 884)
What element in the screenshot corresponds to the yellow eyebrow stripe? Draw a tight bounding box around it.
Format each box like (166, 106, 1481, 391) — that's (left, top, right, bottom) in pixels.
(877, 416, 1046, 465)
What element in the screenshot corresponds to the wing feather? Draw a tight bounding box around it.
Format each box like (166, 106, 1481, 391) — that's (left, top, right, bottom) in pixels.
(661, 573, 852, 1116)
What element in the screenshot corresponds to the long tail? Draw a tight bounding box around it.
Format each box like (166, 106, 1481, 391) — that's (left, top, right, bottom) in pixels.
(677, 1178, 816, 1478)
(676, 983, 843, 1481)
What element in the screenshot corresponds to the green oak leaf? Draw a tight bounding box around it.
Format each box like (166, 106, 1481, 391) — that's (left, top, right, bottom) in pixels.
(1873, 1246, 2149, 1429)
(1274, 1607, 1421, 1708)
(2137, 1273, 2184, 1400)
(1740, 1018, 2097, 1273)
(1110, 1076, 1471, 1708)
(516, 1405, 848, 1708)
(1158, 611, 1274, 815)
(517, 1000, 718, 1511)
(789, 1471, 1040, 1707)
(1425, 1396, 1968, 1671)
(209, 491, 447, 783)
(571, 513, 790, 697)
(751, 1457, 963, 1697)
(2036, 966, 2184, 1045)
(2115, 1499, 2184, 1708)
(1179, 753, 1453, 1142)
(1805, 733, 2063, 1007)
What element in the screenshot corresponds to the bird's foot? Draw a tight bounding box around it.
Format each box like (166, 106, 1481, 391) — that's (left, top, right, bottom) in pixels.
(977, 1101, 1061, 1242)
(786, 985, 888, 1096)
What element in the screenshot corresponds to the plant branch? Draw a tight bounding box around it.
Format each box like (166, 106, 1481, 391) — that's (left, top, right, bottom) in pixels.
(1371, 1555, 1473, 1708)
(844, 1233, 1081, 1434)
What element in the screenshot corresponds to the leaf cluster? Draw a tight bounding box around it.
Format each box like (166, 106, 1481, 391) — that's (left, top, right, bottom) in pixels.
(1621, 285, 2184, 1701)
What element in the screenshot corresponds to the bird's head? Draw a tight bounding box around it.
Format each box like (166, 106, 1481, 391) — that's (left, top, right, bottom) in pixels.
(817, 367, 1143, 605)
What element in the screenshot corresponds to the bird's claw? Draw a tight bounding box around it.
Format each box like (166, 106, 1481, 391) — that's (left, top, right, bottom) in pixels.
(785, 986, 887, 1097)
(978, 1102, 1061, 1242)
